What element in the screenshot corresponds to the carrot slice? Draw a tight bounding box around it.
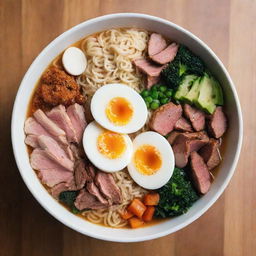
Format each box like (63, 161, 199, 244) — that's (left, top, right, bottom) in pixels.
(120, 210, 134, 220)
(143, 193, 160, 206)
(128, 217, 144, 228)
(127, 198, 147, 218)
(142, 206, 155, 222)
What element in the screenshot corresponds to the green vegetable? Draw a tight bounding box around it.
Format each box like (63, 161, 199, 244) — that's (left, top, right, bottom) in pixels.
(151, 91, 159, 99)
(141, 90, 149, 98)
(166, 89, 173, 98)
(161, 45, 205, 88)
(145, 96, 153, 103)
(159, 86, 167, 92)
(182, 78, 201, 104)
(151, 84, 160, 91)
(155, 168, 199, 217)
(150, 100, 160, 110)
(174, 74, 198, 101)
(59, 191, 80, 214)
(160, 98, 169, 104)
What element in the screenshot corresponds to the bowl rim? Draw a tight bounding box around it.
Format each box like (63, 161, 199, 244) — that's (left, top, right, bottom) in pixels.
(11, 12, 243, 242)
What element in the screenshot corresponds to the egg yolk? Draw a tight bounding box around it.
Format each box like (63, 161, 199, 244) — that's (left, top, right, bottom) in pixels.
(97, 131, 126, 159)
(133, 145, 162, 175)
(105, 97, 133, 126)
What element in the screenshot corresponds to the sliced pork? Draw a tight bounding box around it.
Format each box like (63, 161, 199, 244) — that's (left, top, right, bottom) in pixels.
(174, 117, 193, 132)
(95, 172, 121, 204)
(149, 102, 182, 135)
(133, 59, 165, 77)
(47, 105, 78, 143)
(146, 75, 160, 89)
(190, 152, 211, 194)
(67, 103, 87, 143)
(74, 189, 108, 210)
(25, 135, 39, 148)
(51, 182, 69, 199)
(33, 109, 67, 144)
(183, 104, 205, 131)
(87, 182, 109, 205)
(37, 135, 74, 172)
(24, 117, 51, 137)
(207, 107, 227, 139)
(150, 43, 179, 65)
(172, 133, 209, 168)
(148, 33, 167, 56)
(167, 131, 183, 145)
(87, 164, 96, 181)
(74, 160, 88, 189)
(199, 139, 222, 170)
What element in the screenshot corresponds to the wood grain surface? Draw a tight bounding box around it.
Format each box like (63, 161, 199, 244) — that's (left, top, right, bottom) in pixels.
(0, 0, 255, 255)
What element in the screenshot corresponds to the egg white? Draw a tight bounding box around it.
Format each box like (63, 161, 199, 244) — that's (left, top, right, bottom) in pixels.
(83, 121, 133, 173)
(90, 83, 148, 134)
(128, 131, 175, 190)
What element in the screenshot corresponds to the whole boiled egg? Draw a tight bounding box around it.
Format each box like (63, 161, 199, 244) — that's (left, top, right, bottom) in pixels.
(90, 83, 148, 134)
(83, 121, 133, 172)
(128, 131, 175, 189)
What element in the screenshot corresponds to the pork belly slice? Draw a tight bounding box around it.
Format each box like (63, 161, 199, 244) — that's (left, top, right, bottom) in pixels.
(149, 102, 183, 136)
(74, 189, 109, 210)
(47, 105, 78, 143)
(37, 135, 74, 172)
(95, 172, 121, 204)
(150, 43, 179, 65)
(51, 182, 69, 199)
(183, 104, 206, 131)
(67, 103, 87, 143)
(148, 33, 167, 56)
(207, 107, 228, 139)
(199, 138, 222, 170)
(190, 151, 211, 194)
(174, 117, 193, 132)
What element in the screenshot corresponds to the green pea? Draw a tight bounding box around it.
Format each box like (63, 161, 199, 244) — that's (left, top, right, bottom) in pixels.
(166, 89, 173, 98)
(158, 92, 165, 98)
(160, 98, 169, 105)
(150, 100, 160, 110)
(145, 96, 153, 103)
(151, 91, 159, 99)
(159, 86, 167, 92)
(141, 90, 149, 97)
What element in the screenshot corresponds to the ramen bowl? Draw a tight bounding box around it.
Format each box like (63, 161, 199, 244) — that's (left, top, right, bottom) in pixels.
(11, 13, 243, 242)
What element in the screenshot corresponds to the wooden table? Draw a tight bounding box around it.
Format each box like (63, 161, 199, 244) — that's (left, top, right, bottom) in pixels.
(0, 0, 255, 255)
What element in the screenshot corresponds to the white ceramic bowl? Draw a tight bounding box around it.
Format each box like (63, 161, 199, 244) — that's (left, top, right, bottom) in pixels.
(11, 13, 243, 242)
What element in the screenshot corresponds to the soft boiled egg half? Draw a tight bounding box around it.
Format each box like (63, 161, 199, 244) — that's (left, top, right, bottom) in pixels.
(90, 83, 148, 134)
(83, 121, 133, 172)
(128, 131, 175, 189)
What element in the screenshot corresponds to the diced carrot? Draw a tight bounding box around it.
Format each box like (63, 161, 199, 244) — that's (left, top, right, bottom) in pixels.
(143, 193, 160, 206)
(127, 198, 147, 218)
(142, 206, 155, 222)
(128, 217, 144, 228)
(120, 210, 134, 220)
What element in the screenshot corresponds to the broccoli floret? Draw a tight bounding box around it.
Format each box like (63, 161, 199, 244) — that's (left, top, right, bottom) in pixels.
(161, 45, 205, 89)
(155, 168, 199, 217)
(59, 191, 80, 214)
(178, 45, 205, 75)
